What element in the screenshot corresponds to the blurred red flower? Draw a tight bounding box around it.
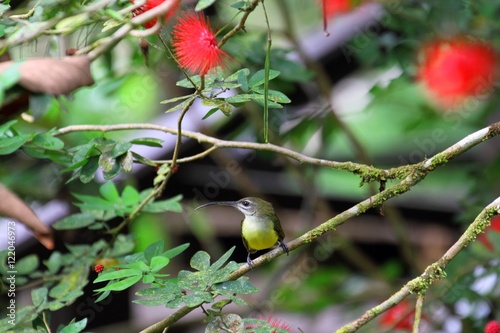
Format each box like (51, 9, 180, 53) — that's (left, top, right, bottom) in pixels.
(323, 0, 354, 18)
(380, 301, 414, 331)
(417, 38, 498, 108)
(172, 12, 229, 76)
(478, 216, 500, 251)
(247, 316, 293, 333)
(131, 0, 179, 29)
(485, 320, 500, 333)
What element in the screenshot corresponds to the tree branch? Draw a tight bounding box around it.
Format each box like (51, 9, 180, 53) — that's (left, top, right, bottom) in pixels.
(335, 196, 500, 333)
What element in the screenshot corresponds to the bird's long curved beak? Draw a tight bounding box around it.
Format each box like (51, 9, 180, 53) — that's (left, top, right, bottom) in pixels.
(194, 201, 238, 210)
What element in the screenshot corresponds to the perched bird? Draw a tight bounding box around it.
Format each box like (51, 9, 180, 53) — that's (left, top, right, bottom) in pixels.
(195, 197, 289, 268)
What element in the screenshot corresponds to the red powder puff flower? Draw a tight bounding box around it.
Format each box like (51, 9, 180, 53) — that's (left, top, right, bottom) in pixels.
(131, 0, 179, 29)
(247, 316, 293, 333)
(172, 12, 229, 76)
(320, 0, 367, 35)
(380, 301, 415, 331)
(417, 38, 498, 109)
(485, 321, 500, 333)
(478, 216, 500, 251)
(323, 0, 354, 18)
(94, 264, 104, 274)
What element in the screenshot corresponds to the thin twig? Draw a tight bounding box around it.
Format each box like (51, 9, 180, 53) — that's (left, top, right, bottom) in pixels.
(412, 293, 425, 333)
(217, 0, 261, 48)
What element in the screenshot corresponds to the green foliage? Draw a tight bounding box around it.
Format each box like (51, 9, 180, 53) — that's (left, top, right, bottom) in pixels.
(164, 67, 291, 119)
(53, 182, 182, 230)
(0, 62, 20, 104)
(133, 246, 259, 310)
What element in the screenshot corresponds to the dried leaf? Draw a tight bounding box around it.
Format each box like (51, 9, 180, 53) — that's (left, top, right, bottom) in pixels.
(0, 184, 54, 249)
(0, 56, 94, 95)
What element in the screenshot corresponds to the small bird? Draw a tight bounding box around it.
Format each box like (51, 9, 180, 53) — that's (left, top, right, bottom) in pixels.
(195, 197, 289, 268)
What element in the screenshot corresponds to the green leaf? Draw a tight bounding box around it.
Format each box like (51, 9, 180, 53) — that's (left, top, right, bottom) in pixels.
(176, 75, 201, 88)
(16, 254, 39, 275)
(49, 266, 88, 299)
(59, 318, 87, 333)
(182, 292, 213, 307)
(131, 151, 157, 167)
(162, 243, 189, 259)
(73, 193, 113, 210)
(237, 69, 249, 92)
(53, 213, 95, 230)
(134, 282, 182, 306)
(225, 68, 250, 82)
(160, 94, 194, 105)
(144, 195, 183, 213)
(210, 246, 235, 271)
(142, 274, 155, 284)
(102, 159, 122, 180)
(0, 134, 29, 155)
(98, 151, 116, 173)
(29, 94, 54, 120)
(165, 95, 197, 113)
(44, 252, 62, 274)
(99, 182, 120, 203)
(111, 141, 132, 158)
(128, 261, 150, 272)
(213, 277, 259, 295)
(248, 69, 280, 88)
(190, 251, 210, 271)
(79, 155, 99, 183)
(0, 120, 17, 136)
(150, 256, 170, 272)
(144, 240, 165, 263)
(201, 108, 220, 120)
(195, 0, 216, 11)
(0, 5, 11, 16)
(71, 143, 95, 165)
(32, 287, 48, 308)
(201, 98, 232, 116)
(95, 274, 142, 292)
(95, 290, 111, 303)
(264, 89, 291, 104)
(93, 268, 142, 283)
(121, 150, 134, 172)
(0, 62, 21, 90)
(130, 137, 164, 148)
(224, 94, 253, 105)
(121, 185, 140, 206)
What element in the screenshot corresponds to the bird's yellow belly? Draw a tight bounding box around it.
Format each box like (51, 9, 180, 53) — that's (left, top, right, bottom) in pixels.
(242, 217, 278, 251)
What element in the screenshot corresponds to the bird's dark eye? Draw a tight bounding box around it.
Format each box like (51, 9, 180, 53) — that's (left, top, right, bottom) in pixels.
(242, 200, 250, 207)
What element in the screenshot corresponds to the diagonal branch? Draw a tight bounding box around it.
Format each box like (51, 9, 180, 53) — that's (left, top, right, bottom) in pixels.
(335, 196, 500, 333)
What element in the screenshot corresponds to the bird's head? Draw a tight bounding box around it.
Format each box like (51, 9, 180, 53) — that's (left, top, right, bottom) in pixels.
(195, 197, 274, 217)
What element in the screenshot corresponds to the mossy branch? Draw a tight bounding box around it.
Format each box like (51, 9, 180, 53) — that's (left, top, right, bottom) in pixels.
(56, 121, 500, 183)
(335, 197, 500, 333)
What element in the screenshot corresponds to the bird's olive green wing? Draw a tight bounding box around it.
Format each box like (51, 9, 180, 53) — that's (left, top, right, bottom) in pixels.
(273, 214, 285, 241)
